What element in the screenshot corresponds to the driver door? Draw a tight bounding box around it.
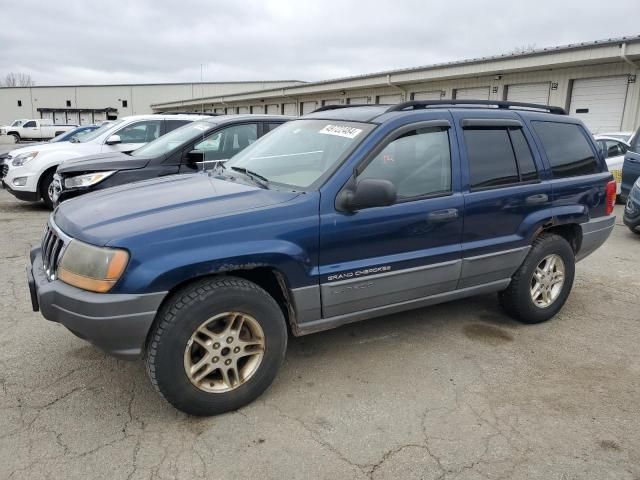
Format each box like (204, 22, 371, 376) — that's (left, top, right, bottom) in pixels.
(318, 120, 463, 318)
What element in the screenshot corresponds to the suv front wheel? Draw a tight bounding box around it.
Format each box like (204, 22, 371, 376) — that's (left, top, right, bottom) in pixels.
(499, 233, 575, 324)
(145, 276, 288, 416)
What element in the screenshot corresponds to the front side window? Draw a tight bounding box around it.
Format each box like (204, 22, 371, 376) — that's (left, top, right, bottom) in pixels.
(116, 120, 162, 144)
(23, 121, 36, 128)
(358, 127, 451, 198)
(193, 123, 258, 161)
(604, 140, 627, 158)
(226, 119, 374, 189)
(532, 122, 599, 178)
(132, 121, 215, 158)
(77, 119, 124, 143)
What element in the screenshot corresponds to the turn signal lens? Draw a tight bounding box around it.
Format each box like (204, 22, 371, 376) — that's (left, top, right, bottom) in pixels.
(605, 180, 616, 216)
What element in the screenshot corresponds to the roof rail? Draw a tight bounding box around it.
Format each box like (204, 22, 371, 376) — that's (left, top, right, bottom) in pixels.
(155, 111, 220, 116)
(385, 100, 567, 115)
(311, 104, 376, 113)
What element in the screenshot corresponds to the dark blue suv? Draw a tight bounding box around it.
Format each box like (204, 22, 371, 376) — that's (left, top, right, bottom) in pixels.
(28, 100, 617, 416)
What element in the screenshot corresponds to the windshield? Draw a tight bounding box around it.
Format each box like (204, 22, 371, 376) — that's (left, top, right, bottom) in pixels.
(11, 120, 24, 127)
(51, 126, 94, 143)
(76, 120, 123, 143)
(226, 119, 374, 189)
(131, 121, 214, 157)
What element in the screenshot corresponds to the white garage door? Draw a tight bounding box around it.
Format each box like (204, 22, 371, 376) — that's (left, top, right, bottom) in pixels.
(506, 82, 550, 105)
(54, 112, 66, 124)
(301, 101, 318, 114)
(79, 112, 92, 125)
(237, 106, 249, 114)
(41, 111, 54, 122)
(454, 87, 490, 100)
(266, 104, 279, 114)
(569, 76, 629, 133)
(283, 103, 297, 116)
(93, 111, 106, 123)
(348, 96, 369, 105)
(413, 91, 442, 100)
(65, 112, 79, 125)
(377, 93, 402, 104)
(251, 105, 264, 114)
(214, 108, 225, 114)
(323, 99, 342, 106)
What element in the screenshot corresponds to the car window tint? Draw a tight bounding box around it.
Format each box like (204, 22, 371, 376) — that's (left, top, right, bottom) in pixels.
(23, 121, 36, 128)
(464, 129, 519, 189)
(165, 119, 190, 133)
(359, 127, 451, 198)
(604, 140, 626, 157)
(509, 129, 538, 181)
(266, 122, 283, 133)
(532, 122, 599, 178)
(193, 123, 258, 161)
(116, 120, 162, 144)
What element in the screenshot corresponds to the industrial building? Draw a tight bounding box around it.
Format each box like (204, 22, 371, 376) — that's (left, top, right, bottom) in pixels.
(0, 80, 303, 126)
(153, 36, 640, 134)
(1, 36, 640, 134)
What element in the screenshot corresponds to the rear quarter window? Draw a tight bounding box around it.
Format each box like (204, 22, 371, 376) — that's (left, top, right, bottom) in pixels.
(532, 121, 600, 178)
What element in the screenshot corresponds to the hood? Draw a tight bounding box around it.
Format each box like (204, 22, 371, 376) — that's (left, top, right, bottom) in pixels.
(54, 173, 300, 245)
(57, 151, 148, 174)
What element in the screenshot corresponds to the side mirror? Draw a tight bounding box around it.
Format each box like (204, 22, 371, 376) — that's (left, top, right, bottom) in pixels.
(337, 178, 397, 212)
(105, 134, 121, 145)
(187, 150, 205, 164)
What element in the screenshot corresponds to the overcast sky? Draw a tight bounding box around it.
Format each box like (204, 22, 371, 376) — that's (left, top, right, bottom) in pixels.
(2, 0, 639, 86)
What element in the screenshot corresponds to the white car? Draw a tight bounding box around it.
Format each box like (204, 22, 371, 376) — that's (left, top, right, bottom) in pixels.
(1, 114, 207, 208)
(594, 135, 630, 196)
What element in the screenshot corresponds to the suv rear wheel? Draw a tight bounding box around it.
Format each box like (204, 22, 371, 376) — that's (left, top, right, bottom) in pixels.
(145, 276, 287, 416)
(499, 233, 575, 324)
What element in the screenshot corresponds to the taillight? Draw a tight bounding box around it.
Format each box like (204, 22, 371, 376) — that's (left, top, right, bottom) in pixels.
(605, 180, 616, 215)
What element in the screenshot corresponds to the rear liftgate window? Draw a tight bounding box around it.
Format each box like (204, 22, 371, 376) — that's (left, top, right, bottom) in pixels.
(464, 127, 539, 190)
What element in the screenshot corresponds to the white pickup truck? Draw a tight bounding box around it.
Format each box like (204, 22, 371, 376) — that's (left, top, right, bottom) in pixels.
(0, 119, 77, 142)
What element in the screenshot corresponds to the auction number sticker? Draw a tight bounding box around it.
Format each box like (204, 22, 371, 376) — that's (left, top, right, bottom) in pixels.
(319, 124, 363, 139)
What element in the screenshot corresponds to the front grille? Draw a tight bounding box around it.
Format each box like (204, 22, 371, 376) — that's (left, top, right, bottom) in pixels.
(41, 223, 67, 280)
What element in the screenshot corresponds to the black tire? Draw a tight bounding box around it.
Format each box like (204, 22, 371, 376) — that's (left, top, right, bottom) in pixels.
(39, 170, 56, 210)
(145, 276, 287, 416)
(9, 132, 20, 143)
(629, 226, 640, 235)
(499, 233, 575, 324)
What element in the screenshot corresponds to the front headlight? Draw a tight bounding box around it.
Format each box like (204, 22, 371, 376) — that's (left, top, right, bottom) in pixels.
(12, 151, 38, 166)
(58, 240, 129, 293)
(64, 171, 116, 189)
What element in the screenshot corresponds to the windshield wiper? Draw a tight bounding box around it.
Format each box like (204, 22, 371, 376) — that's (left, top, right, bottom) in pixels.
(230, 166, 270, 189)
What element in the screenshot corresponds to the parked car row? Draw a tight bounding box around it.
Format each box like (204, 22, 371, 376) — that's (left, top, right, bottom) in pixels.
(26, 99, 618, 416)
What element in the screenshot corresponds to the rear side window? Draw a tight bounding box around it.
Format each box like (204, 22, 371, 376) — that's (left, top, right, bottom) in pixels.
(532, 122, 599, 178)
(464, 128, 539, 189)
(165, 119, 190, 133)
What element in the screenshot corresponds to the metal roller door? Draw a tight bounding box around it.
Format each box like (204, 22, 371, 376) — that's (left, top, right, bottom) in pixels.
(79, 112, 92, 125)
(93, 111, 106, 123)
(412, 91, 442, 100)
(251, 105, 265, 114)
(301, 101, 318, 114)
(454, 86, 490, 100)
(65, 112, 79, 125)
(214, 108, 225, 114)
(237, 106, 249, 114)
(283, 103, 297, 115)
(377, 93, 402, 104)
(569, 76, 629, 133)
(322, 99, 342, 106)
(54, 112, 66, 124)
(348, 96, 369, 104)
(506, 82, 550, 105)
(266, 104, 279, 114)
(41, 111, 54, 122)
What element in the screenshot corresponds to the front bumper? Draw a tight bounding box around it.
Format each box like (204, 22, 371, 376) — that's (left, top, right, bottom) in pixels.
(28, 247, 167, 359)
(2, 181, 40, 201)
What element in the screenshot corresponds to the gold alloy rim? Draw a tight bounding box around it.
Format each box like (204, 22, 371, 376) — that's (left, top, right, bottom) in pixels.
(184, 312, 265, 393)
(530, 254, 565, 308)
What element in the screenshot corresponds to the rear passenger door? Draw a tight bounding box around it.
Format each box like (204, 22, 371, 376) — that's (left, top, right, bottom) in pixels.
(455, 113, 551, 289)
(319, 119, 464, 318)
(622, 130, 640, 198)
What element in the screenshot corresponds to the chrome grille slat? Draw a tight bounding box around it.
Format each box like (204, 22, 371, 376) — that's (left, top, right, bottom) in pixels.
(40, 220, 69, 281)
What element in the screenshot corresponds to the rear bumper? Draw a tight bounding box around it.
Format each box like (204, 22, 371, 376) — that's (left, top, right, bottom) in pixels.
(576, 215, 616, 261)
(28, 247, 167, 359)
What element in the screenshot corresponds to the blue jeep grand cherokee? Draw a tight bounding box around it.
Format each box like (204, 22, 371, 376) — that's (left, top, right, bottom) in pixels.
(28, 100, 617, 416)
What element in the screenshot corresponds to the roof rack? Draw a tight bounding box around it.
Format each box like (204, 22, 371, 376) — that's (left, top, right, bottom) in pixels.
(155, 111, 220, 116)
(385, 100, 567, 115)
(311, 104, 376, 113)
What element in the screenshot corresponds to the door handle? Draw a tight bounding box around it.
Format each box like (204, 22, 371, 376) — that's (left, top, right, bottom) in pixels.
(525, 193, 548, 205)
(627, 157, 640, 164)
(427, 208, 458, 223)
